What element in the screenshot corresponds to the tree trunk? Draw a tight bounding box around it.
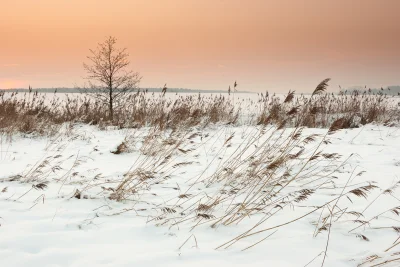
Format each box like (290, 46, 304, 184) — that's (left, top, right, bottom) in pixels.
(109, 87, 113, 120)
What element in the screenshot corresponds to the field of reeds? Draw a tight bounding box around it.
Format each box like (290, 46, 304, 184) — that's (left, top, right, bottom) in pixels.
(1, 80, 400, 267)
(1, 79, 399, 136)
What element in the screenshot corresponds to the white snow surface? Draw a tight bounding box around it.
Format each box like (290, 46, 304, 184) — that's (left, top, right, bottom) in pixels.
(1, 124, 400, 267)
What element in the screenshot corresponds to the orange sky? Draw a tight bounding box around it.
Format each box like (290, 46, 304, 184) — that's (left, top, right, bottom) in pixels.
(1, 0, 399, 92)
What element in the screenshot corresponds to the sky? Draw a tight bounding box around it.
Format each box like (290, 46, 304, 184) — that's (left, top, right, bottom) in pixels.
(1, 0, 400, 92)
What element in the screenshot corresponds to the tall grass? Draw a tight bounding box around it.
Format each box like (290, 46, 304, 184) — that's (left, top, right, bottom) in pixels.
(1, 79, 399, 136)
(1, 80, 400, 266)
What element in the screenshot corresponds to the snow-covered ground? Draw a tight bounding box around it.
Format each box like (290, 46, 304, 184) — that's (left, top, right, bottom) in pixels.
(1, 124, 400, 267)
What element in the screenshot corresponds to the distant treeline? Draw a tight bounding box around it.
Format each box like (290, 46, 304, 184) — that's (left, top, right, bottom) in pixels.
(0, 87, 254, 94)
(341, 86, 400, 95)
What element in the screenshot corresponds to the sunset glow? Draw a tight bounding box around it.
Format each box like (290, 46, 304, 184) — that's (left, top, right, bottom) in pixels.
(1, 0, 399, 92)
(0, 80, 25, 90)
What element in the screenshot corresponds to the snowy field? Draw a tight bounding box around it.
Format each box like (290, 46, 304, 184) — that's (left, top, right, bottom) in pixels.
(1, 123, 400, 267)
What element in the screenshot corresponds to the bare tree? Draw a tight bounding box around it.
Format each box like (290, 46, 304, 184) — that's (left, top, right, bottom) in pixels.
(83, 36, 141, 120)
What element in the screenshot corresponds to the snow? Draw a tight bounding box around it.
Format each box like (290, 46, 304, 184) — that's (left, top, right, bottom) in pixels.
(1, 124, 400, 267)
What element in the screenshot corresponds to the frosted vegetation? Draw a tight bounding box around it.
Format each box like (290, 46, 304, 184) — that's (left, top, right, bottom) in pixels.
(1, 81, 400, 266)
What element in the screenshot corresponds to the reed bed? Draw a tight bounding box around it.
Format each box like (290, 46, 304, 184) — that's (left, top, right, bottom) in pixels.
(1, 79, 399, 136)
(1, 80, 400, 266)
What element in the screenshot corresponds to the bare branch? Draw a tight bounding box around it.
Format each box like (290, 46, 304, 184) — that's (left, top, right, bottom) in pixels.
(82, 36, 141, 120)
